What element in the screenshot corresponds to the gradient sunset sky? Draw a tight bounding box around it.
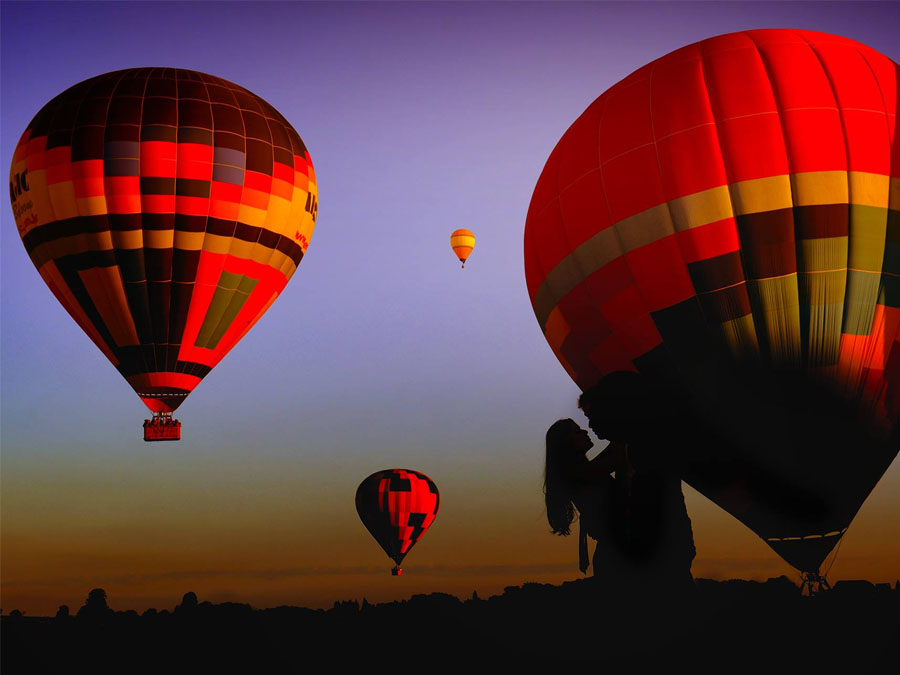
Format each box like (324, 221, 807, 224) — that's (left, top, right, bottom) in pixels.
(2, 1, 898, 616)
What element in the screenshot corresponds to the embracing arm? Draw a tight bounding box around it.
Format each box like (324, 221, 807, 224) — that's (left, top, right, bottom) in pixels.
(576, 441, 627, 481)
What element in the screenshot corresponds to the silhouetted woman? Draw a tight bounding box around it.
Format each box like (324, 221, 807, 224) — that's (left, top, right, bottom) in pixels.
(544, 418, 627, 578)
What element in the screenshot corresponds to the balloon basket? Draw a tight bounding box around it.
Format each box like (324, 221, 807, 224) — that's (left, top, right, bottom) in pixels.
(143, 413, 181, 442)
(391, 566, 402, 576)
(800, 571, 831, 596)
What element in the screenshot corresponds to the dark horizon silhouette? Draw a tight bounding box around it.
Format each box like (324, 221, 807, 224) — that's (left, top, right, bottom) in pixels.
(3, 576, 898, 673)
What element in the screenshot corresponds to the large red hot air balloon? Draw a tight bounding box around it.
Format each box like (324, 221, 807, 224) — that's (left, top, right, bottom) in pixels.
(524, 30, 898, 583)
(9, 68, 317, 440)
(356, 469, 440, 575)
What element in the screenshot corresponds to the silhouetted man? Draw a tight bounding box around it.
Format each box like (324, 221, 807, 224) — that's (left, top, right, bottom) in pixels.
(578, 372, 695, 592)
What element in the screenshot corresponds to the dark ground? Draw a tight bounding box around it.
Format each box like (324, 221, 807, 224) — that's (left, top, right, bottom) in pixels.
(2, 577, 898, 673)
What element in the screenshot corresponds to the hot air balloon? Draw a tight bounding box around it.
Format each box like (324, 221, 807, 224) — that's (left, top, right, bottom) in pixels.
(451, 228, 475, 268)
(356, 468, 440, 575)
(524, 30, 899, 590)
(9, 68, 317, 441)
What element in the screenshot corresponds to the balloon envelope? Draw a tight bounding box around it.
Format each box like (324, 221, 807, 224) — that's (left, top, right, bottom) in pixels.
(9, 68, 317, 415)
(451, 228, 475, 267)
(356, 468, 440, 570)
(524, 30, 899, 572)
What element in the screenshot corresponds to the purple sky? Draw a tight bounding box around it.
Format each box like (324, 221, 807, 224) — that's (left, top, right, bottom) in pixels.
(2, 2, 899, 613)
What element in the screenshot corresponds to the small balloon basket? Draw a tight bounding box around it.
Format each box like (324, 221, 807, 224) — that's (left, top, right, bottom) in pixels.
(391, 566, 402, 576)
(143, 412, 181, 442)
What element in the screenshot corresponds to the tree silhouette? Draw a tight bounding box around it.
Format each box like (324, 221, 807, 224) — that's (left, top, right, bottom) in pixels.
(176, 591, 198, 614)
(55, 604, 70, 620)
(77, 588, 112, 620)
(1, 579, 898, 673)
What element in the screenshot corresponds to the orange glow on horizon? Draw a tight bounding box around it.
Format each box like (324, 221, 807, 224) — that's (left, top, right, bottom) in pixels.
(3, 473, 898, 616)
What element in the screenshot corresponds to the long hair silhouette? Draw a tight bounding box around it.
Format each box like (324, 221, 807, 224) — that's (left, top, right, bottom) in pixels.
(544, 418, 583, 536)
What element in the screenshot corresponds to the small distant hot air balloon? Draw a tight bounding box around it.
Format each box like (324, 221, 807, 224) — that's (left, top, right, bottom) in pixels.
(9, 68, 317, 441)
(356, 468, 440, 576)
(450, 229, 475, 268)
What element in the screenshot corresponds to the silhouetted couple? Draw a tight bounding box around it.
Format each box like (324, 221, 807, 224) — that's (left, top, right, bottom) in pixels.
(545, 371, 695, 593)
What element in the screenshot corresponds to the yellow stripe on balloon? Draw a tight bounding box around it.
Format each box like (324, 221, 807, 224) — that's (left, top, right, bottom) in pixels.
(531, 171, 892, 332)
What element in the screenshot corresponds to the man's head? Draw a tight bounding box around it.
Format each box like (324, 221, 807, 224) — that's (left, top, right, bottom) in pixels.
(578, 371, 651, 442)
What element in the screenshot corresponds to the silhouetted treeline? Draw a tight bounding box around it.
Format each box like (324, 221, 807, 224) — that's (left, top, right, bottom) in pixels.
(3, 578, 898, 672)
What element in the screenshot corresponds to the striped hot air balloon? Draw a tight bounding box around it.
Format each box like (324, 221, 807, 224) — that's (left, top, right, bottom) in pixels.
(450, 228, 475, 268)
(524, 30, 899, 580)
(9, 68, 318, 440)
(356, 469, 440, 575)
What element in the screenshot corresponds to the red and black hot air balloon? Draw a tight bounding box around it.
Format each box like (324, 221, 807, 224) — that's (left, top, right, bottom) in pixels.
(9, 68, 318, 441)
(524, 29, 898, 589)
(356, 469, 440, 575)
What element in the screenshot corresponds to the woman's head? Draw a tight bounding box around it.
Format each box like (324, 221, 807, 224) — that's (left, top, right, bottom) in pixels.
(546, 418, 593, 459)
(544, 418, 592, 536)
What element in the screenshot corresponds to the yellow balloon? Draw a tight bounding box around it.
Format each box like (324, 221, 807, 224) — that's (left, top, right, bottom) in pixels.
(450, 229, 475, 268)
